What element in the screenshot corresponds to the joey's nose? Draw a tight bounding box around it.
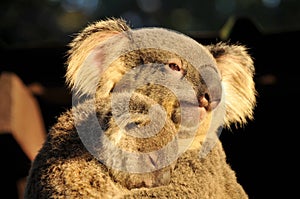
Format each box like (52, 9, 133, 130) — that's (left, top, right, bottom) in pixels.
(198, 92, 220, 111)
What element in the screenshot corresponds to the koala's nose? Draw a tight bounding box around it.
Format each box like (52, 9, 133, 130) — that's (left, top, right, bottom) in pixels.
(198, 93, 209, 109)
(198, 92, 221, 111)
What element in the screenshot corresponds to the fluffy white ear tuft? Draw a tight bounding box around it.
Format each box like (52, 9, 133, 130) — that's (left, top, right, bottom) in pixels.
(65, 18, 130, 96)
(205, 42, 257, 129)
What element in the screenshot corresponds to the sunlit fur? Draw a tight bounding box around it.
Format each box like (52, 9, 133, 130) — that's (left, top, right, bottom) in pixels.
(206, 43, 257, 128)
(66, 17, 130, 96)
(25, 18, 256, 199)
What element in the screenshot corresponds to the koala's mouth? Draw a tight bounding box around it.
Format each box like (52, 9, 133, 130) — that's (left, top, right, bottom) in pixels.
(173, 99, 214, 125)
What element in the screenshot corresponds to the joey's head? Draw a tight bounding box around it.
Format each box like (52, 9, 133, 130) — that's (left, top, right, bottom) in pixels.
(67, 18, 256, 189)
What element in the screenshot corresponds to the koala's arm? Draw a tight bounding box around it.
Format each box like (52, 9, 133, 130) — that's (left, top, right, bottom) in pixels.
(24, 100, 130, 199)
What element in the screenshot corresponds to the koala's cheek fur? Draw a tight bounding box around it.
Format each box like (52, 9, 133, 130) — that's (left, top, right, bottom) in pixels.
(187, 112, 213, 151)
(96, 59, 127, 98)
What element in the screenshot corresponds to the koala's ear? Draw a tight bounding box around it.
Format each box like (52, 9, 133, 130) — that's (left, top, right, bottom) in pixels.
(205, 42, 257, 128)
(65, 18, 130, 95)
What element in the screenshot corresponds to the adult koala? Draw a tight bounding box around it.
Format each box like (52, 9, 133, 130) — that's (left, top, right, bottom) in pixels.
(25, 18, 256, 199)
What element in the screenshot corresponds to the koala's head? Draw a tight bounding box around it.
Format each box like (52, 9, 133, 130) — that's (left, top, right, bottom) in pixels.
(66, 18, 256, 189)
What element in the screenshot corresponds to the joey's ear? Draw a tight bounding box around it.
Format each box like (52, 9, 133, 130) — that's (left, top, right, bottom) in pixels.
(65, 18, 130, 95)
(205, 42, 257, 128)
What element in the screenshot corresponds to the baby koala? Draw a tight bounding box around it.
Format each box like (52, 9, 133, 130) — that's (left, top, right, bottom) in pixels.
(25, 18, 256, 198)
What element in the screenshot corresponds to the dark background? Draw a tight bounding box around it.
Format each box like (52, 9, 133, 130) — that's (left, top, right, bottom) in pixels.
(1, 0, 299, 198)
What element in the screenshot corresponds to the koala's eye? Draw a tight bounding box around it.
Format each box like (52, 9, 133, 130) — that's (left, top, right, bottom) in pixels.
(169, 63, 181, 71)
(167, 58, 184, 76)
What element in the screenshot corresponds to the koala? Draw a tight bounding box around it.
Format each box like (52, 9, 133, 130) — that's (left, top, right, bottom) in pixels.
(24, 18, 256, 199)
